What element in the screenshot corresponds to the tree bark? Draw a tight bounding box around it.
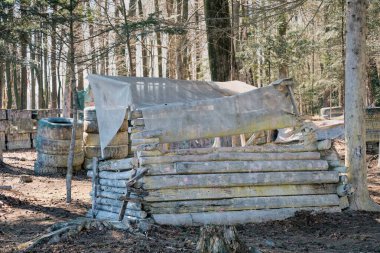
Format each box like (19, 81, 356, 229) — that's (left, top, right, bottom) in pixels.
(66, 0, 78, 203)
(51, 8, 58, 108)
(154, 0, 163, 77)
(29, 39, 36, 109)
(166, 0, 175, 78)
(43, 30, 49, 107)
(204, 0, 232, 82)
(20, 0, 28, 109)
(0, 63, 4, 107)
(138, 0, 149, 77)
(197, 226, 248, 253)
(6, 59, 12, 109)
(114, 0, 128, 76)
(345, 0, 380, 211)
(37, 30, 45, 109)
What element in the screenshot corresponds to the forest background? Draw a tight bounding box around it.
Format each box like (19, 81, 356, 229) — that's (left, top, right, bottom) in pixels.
(0, 0, 379, 116)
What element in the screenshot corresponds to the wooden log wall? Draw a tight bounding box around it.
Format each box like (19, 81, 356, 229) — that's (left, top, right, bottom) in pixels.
(89, 157, 147, 220)
(87, 110, 351, 226)
(0, 109, 61, 152)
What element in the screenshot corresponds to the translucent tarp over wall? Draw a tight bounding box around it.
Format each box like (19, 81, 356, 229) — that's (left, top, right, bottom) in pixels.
(87, 75, 294, 156)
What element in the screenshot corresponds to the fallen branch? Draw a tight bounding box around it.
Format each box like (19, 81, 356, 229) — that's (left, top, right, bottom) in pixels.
(16, 218, 132, 252)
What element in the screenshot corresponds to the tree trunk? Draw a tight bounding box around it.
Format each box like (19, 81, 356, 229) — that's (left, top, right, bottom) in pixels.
(67, 0, 78, 204)
(166, 0, 175, 78)
(37, 30, 45, 109)
(20, 0, 28, 109)
(127, 0, 137, 76)
(6, 59, 12, 109)
(51, 10, 58, 108)
(12, 46, 20, 109)
(138, 0, 149, 77)
(43, 31, 49, 107)
(88, 1, 97, 74)
(194, 0, 201, 79)
(63, 50, 71, 117)
(340, 0, 345, 107)
(154, 0, 163, 77)
(0, 63, 4, 108)
(204, 0, 232, 82)
(29, 39, 36, 109)
(114, 0, 128, 76)
(196, 226, 248, 253)
(175, 0, 183, 79)
(277, 10, 288, 79)
(345, 0, 380, 211)
(20, 39, 28, 109)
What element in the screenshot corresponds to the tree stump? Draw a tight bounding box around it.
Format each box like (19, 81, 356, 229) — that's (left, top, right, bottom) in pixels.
(196, 225, 249, 253)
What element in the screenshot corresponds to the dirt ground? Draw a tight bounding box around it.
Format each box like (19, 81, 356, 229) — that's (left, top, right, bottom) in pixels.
(1, 148, 380, 253)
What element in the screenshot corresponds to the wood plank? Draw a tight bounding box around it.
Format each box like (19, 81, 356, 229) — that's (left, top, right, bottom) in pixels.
(96, 204, 147, 218)
(7, 109, 31, 120)
(98, 157, 135, 171)
(130, 130, 163, 140)
(165, 143, 319, 155)
(147, 194, 340, 214)
(129, 110, 143, 120)
(88, 170, 134, 180)
(130, 138, 159, 146)
(144, 184, 338, 202)
(141, 171, 339, 190)
(99, 179, 131, 188)
(94, 210, 144, 220)
(131, 118, 145, 126)
(139, 152, 321, 165)
(152, 207, 341, 226)
(173, 160, 328, 174)
(96, 197, 142, 210)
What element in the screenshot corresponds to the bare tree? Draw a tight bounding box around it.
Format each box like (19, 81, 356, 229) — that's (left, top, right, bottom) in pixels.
(345, 0, 380, 211)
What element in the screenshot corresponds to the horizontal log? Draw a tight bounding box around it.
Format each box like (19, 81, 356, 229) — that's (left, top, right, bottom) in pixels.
(87, 170, 134, 180)
(98, 158, 135, 171)
(136, 150, 163, 157)
(130, 138, 160, 146)
(94, 210, 143, 221)
(144, 184, 338, 202)
(131, 118, 145, 126)
(142, 171, 339, 190)
(99, 185, 128, 194)
(98, 168, 146, 188)
(94, 189, 146, 199)
(96, 197, 142, 210)
(99, 179, 129, 188)
(139, 152, 321, 165)
(96, 204, 147, 219)
(164, 143, 319, 156)
(173, 160, 328, 174)
(152, 207, 341, 226)
(147, 194, 340, 214)
(128, 126, 144, 134)
(133, 143, 160, 151)
(130, 130, 163, 140)
(129, 110, 143, 120)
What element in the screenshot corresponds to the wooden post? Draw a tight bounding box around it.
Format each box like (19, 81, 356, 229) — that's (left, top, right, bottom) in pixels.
(91, 157, 98, 218)
(345, 0, 380, 211)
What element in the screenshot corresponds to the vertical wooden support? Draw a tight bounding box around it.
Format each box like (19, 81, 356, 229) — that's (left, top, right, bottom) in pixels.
(91, 157, 98, 218)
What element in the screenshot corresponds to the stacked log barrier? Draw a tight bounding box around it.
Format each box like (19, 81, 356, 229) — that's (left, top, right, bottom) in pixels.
(83, 107, 129, 171)
(87, 157, 148, 220)
(34, 117, 84, 175)
(86, 110, 350, 225)
(0, 109, 61, 152)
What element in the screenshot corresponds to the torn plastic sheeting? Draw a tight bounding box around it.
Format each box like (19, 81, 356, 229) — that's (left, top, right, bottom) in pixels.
(141, 85, 297, 143)
(88, 75, 131, 157)
(87, 75, 256, 157)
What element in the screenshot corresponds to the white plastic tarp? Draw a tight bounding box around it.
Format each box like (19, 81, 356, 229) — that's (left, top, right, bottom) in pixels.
(87, 75, 257, 156)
